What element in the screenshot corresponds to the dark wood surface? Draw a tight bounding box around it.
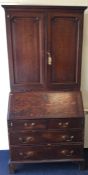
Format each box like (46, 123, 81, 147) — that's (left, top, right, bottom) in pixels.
(8, 118, 83, 130)
(47, 12, 83, 90)
(9, 130, 83, 145)
(3, 5, 87, 11)
(8, 91, 84, 119)
(8, 91, 84, 170)
(4, 6, 85, 91)
(10, 144, 83, 161)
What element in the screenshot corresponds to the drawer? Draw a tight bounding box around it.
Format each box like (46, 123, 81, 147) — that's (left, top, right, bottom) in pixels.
(8, 118, 83, 130)
(10, 145, 83, 161)
(8, 119, 47, 130)
(9, 130, 83, 145)
(48, 118, 83, 129)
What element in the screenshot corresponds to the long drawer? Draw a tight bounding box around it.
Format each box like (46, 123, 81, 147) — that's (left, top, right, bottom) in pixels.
(10, 145, 83, 161)
(9, 130, 83, 145)
(8, 118, 83, 130)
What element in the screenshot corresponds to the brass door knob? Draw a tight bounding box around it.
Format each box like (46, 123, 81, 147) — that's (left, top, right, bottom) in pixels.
(47, 52, 52, 65)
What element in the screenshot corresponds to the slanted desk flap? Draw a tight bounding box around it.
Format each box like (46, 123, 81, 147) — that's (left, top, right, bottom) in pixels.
(8, 91, 84, 120)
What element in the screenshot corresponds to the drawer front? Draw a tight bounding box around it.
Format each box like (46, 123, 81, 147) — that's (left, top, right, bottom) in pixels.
(10, 145, 83, 161)
(48, 118, 83, 129)
(8, 118, 83, 130)
(9, 130, 83, 145)
(8, 119, 47, 130)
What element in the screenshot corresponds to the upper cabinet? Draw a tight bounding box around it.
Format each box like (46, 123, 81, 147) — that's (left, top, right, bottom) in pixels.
(4, 6, 86, 91)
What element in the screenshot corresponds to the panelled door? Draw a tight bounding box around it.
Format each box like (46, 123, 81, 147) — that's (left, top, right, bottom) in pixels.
(6, 11, 45, 91)
(47, 12, 83, 90)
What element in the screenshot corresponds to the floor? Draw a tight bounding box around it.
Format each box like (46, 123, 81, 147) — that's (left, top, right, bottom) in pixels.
(0, 150, 88, 175)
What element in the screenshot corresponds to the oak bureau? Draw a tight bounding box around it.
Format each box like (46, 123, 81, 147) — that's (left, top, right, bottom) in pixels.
(2, 5, 86, 173)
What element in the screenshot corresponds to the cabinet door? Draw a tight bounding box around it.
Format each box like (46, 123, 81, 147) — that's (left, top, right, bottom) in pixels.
(47, 12, 83, 90)
(6, 11, 45, 91)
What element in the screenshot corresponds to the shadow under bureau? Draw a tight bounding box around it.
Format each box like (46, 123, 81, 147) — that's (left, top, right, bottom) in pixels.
(8, 91, 84, 173)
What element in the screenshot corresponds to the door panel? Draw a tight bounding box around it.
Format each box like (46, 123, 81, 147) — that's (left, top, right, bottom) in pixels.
(48, 13, 82, 90)
(8, 12, 45, 91)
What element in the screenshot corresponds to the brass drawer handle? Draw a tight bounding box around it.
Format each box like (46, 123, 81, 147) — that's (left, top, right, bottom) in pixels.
(19, 152, 23, 156)
(31, 122, 36, 126)
(62, 135, 74, 141)
(24, 122, 36, 127)
(64, 122, 69, 127)
(66, 135, 74, 141)
(19, 136, 33, 143)
(47, 143, 51, 146)
(58, 122, 62, 126)
(19, 137, 23, 141)
(19, 151, 34, 158)
(24, 122, 28, 127)
(61, 150, 74, 156)
(25, 151, 34, 158)
(26, 136, 33, 141)
(58, 122, 69, 127)
(66, 150, 74, 156)
(62, 135, 67, 139)
(61, 150, 66, 154)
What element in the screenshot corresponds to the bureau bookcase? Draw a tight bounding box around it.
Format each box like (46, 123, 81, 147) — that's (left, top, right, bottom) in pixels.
(3, 5, 86, 173)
